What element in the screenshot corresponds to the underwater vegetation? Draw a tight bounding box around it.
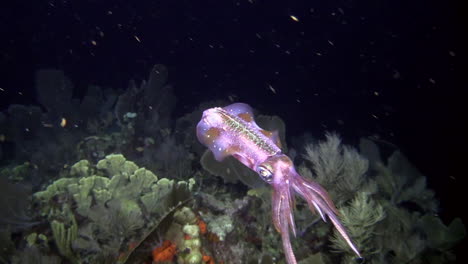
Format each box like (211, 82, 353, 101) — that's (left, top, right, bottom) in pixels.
(0, 65, 465, 263)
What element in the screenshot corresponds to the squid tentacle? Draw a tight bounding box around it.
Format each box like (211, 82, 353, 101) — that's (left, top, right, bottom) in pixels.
(292, 175, 362, 258)
(272, 187, 298, 264)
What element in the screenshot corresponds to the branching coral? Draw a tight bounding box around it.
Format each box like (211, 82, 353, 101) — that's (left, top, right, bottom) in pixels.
(50, 210, 78, 263)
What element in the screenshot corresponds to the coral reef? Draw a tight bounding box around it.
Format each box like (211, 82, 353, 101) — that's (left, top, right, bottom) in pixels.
(148, 206, 209, 264)
(198, 193, 250, 241)
(179, 214, 204, 263)
(1, 64, 464, 263)
(201, 132, 465, 263)
(294, 135, 465, 263)
(33, 154, 195, 263)
(50, 210, 78, 263)
(0, 70, 118, 188)
(0, 64, 201, 262)
(0, 64, 197, 194)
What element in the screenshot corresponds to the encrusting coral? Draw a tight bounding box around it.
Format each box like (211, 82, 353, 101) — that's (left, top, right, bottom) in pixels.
(152, 240, 177, 262)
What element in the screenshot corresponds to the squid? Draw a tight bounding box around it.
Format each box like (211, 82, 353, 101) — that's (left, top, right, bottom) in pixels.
(196, 103, 361, 264)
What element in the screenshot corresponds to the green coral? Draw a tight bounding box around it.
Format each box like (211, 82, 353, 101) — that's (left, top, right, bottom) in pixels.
(181, 224, 203, 264)
(330, 192, 385, 261)
(69, 159, 91, 178)
(174, 206, 198, 225)
(25, 233, 48, 249)
(51, 213, 78, 263)
(33, 154, 194, 263)
(97, 153, 138, 177)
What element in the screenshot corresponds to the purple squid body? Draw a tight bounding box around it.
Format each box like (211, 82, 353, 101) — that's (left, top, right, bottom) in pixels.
(196, 103, 361, 264)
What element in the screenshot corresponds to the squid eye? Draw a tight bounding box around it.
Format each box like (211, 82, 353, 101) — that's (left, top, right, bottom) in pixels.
(257, 165, 273, 182)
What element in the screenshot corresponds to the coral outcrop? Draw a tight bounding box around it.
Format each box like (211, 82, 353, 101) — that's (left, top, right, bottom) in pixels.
(33, 154, 194, 263)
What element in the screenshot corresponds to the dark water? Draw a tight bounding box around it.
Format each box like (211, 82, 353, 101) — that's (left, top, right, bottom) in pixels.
(0, 0, 465, 263)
